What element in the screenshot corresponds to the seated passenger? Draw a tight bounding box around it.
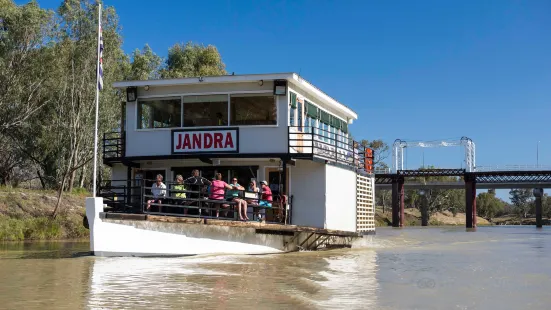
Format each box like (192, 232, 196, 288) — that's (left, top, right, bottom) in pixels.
(147, 174, 166, 211)
(184, 169, 212, 198)
(246, 180, 261, 220)
(227, 178, 249, 221)
(246, 180, 260, 205)
(210, 173, 233, 218)
(171, 175, 186, 212)
(259, 180, 273, 207)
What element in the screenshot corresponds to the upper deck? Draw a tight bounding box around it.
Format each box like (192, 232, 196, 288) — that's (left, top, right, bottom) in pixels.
(104, 73, 373, 174)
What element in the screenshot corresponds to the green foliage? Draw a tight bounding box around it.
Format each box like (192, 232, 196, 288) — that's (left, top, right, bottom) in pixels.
(160, 42, 226, 78)
(71, 187, 90, 196)
(129, 44, 162, 80)
(406, 166, 465, 217)
(509, 189, 533, 218)
(0, 0, 56, 132)
(477, 191, 504, 221)
(360, 139, 389, 169)
(0, 213, 88, 241)
(543, 195, 551, 219)
(0, 215, 61, 241)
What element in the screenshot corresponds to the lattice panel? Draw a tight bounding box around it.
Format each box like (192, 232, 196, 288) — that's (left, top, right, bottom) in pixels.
(356, 174, 375, 232)
(374, 174, 394, 184)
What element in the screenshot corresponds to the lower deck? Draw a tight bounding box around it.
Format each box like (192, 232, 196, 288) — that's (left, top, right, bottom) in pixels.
(87, 206, 372, 257)
(100, 157, 376, 234)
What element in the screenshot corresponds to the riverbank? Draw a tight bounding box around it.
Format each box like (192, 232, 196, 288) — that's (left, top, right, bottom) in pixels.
(0, 187, 89, 241)
(375, 207, 491, 226)
(375, 207, 551, 226)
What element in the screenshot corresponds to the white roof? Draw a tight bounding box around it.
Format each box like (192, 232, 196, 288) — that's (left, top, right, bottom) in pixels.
(113, 72, 358, 120)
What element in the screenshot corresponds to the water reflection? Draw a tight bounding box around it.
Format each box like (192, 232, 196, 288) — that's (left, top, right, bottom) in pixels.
(87, 250, 379, 309)
(2, 227, 551, 309)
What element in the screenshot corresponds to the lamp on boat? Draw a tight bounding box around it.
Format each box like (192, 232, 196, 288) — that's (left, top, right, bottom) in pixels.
(126, 87, 137, 102)
(274, 79, 287, 96)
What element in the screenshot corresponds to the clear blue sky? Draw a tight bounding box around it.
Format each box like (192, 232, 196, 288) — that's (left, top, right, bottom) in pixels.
(22, 0, 551, 199)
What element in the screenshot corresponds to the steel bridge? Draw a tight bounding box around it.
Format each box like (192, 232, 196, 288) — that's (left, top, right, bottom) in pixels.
(376, 137, 551, 229)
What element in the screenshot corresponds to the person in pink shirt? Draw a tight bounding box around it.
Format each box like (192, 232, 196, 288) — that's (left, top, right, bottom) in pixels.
(210, 173, 233, 218)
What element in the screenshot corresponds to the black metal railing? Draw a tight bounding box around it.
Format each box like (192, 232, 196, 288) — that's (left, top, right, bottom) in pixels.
(103, 131, 125, 160)
(98, 179, 142, 213)
(98, 179, 291, 224)
(288, 126, 374, 174)
(141, 181, 290, 224)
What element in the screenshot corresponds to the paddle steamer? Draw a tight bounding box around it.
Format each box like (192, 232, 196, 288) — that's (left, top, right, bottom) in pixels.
(87, 73, 376, 256)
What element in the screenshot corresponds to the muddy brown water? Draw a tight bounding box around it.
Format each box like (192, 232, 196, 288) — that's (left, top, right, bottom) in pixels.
(1, 227, 550, 309)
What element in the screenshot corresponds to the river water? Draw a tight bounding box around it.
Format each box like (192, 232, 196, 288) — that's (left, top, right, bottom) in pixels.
(0, 227, 550, 309)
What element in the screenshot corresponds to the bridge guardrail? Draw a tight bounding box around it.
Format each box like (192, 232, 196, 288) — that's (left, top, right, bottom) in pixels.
(374, 165, 551, 174)
(475, 165, 551, 172)
(374, 168, 391, 174)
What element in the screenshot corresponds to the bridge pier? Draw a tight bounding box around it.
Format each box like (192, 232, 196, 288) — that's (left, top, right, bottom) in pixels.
(465, 176, 477, 229)
(400, 180, 405, 227)
(391, 177, 404, 227)
(534, 189, 543, 228)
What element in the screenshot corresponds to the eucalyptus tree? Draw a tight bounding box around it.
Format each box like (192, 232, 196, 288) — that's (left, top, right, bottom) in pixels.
(160, 42, 226, 78)
(46, 0, 127, 217)
(0, 0, 56, 132)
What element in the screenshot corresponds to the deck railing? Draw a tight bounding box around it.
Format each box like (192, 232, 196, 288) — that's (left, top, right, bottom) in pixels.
(288, 126, 374, 174)
(142, 181, 290, 224)
(99, 179, 291, 224)
(98, 179, 142, 212)
(103, 131, 125, 160)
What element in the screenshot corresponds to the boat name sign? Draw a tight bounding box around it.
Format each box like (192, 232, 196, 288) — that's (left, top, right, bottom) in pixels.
(172, 128, 239, 153)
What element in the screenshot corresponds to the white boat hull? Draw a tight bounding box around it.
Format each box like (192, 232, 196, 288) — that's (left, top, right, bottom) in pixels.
(86, 198, 368, 257)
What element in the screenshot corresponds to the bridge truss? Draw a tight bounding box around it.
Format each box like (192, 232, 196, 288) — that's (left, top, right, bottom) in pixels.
(392, 137, 476, 173)
(375, 170, 551, 185)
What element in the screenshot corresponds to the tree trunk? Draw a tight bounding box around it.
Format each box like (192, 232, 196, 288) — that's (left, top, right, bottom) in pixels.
(52, 150, 75, 218)
(68, 169, 76, 192)
(37, 170, 46, 189)
(79, 165, 86, 188)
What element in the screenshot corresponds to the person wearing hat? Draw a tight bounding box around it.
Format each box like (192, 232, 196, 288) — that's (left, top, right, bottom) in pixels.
(259, 180, 272, 207)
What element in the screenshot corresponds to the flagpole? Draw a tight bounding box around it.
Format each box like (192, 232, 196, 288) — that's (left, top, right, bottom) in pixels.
(92, 3, 102, 197)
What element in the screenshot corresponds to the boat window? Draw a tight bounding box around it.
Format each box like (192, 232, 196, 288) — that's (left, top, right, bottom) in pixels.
(297, 96, 304, 130)
(137, 97, 182, 129)
(230, 94, 277, 126)
(289, 92, 297, 126)
(183, 94, 228, 127)
(305, 116, 312, 133)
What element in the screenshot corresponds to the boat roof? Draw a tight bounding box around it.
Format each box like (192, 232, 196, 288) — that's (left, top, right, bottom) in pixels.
(113, 72, 358, 120)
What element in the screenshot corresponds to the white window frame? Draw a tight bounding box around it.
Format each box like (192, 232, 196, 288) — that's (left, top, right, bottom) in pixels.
(135, 90, 277, 131)
(229, 93, 278, 127)
(136, 96, 183, 130)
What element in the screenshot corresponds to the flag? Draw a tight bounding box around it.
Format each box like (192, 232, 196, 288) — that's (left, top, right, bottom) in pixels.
(98, 25, 104, 90)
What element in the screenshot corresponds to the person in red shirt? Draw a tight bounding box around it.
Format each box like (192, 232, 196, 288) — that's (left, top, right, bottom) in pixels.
(259, 180, 272, 207)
